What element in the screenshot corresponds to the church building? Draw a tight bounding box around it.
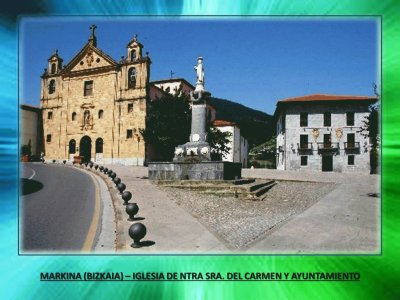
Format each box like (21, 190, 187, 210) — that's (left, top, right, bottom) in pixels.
(41, 25, 151, 165)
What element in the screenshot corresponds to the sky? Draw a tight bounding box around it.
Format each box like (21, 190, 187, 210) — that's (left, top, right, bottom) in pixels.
(20, 17, 379, 114)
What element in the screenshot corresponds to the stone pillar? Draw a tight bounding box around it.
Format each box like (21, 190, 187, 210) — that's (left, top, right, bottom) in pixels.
(174, 57, 211, 161)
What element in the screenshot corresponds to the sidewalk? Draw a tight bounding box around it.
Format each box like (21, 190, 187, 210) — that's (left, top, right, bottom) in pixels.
(93, 165, 380, 254)
(100, 165, 228, 253)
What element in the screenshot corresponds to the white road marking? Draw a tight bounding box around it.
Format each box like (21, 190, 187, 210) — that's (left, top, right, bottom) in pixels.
(28, 167, 36, 180)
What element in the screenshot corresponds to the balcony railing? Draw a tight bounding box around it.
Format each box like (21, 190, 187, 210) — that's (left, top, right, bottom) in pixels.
(317, 142, 339, 154)
(344, 142, 360, 153)
(297, 142, 312, 153)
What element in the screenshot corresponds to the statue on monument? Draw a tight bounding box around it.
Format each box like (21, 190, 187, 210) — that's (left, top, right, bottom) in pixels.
(194, 57, 205, 94)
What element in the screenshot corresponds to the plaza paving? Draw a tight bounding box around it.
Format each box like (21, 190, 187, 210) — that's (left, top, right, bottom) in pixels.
(92, 165, 380, 254)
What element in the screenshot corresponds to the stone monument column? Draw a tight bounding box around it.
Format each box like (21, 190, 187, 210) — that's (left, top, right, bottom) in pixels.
(174, 56, 211, 161)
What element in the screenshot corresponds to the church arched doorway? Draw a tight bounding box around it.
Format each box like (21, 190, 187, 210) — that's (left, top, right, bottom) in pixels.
(79, 135, 92, 163)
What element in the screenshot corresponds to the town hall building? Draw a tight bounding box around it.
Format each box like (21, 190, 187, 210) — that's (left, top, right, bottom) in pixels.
(275, 94, 377, 173)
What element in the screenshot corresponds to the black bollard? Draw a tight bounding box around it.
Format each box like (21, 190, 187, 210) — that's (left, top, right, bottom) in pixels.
(122, 191, 132, 205)
(63, 160, 66, 164)
(113, 177, 121, 185)
(53, 160, 56, 163)
(110, 172, 117, 179)
(99, 166, 104, 171)
(126, 203, 139, 221)
(128, 223, 147, 248)
(89, 162, 93, 168)
(94, 165, 98, 170)
(107, 169, 113, 176)
(117, 182, 126, 194)
(103, 167, 108, 174)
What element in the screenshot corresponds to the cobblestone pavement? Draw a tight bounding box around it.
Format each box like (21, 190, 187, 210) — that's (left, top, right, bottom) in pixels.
(98, 166, 380, 254)
(161, 181, 336, 249)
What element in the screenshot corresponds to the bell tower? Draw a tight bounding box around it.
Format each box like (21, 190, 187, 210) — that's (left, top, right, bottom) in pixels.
(47, 49, 63, 75)
(126, 34, 143, 62)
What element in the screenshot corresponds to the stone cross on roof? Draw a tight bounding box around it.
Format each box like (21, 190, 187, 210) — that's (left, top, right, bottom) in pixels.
(89, 24, 97, 47)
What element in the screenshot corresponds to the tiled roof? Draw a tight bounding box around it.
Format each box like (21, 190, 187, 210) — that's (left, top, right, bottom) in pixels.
(213, 119, 237, 127)
(278, 94, 377, 103)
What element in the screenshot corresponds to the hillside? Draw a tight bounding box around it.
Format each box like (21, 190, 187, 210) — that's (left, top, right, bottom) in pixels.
(209, 97, 275, 149)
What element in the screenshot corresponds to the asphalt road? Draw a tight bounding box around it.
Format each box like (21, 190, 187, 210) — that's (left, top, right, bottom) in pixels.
(21, 163, 97, 252)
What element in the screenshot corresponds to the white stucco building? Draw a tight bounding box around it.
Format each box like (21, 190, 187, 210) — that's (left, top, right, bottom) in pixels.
(20, 104, 42, 157)
(275, 94, 377, 173)
(213, 120, 248, 167)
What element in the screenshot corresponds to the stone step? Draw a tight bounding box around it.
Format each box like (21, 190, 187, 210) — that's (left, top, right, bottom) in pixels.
(157, 179, 276, 200)
(252, 181, 277, 198)
(156, 180, 238, 186)
(248, 180, 276, 192)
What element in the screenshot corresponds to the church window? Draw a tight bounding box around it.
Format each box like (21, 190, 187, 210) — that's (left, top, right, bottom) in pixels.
(49, 80, 56, 94)
(47, 111, 53, 119)
(84, 80, 93, 96)
(72, 112, 77, 121)
(98, 110, 104, 119)
(128, 68, 136, 88)
(69, 139, 76, 154)
(127, 129, 133, 139)
(96, 138, 103, 153)
(128, 103, 133, 113)
(51, 63, 56, 74)
(132, 50, 137, 61)
(46, 134, 52, 143)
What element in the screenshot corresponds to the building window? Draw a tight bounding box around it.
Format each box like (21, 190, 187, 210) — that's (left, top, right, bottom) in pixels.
(348, 155, 355, 165)
(128, 68, 136, 88)
(47, 111, 53, 119)
(346, 112, 355, 126)
(130, 50, 136, 61)
(300, 112, 308, 127)
(84, 80, 93, 96)
(98, 110, 104, 119)
(95, 138, 103, 153)
(72, 112, 77, 121)
(46, 134, 52, 143)
(51, 63, 56, 74)
(301, 156, 308, 166)
(324, 112, 331, 127)
(127, 129, 133, 139)
(69, 139, 76, 154)
(128, 103, 133, 113)
(49, 80, 56, 94)
(347, 133, 355, 148)
(300, 135, 309, 149)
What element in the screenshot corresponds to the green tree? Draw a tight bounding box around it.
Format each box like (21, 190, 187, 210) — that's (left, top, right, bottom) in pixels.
(140, 92, 191, 161)
(359, 102, 379, 174)
(140, 91, 231, 161)
(207, 126, 231, 161)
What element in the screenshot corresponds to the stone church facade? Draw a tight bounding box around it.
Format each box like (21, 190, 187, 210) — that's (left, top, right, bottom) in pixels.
(41, 27, 150, 165)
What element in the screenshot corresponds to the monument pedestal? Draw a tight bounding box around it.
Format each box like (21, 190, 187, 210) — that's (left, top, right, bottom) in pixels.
(148, 161, 242, 180)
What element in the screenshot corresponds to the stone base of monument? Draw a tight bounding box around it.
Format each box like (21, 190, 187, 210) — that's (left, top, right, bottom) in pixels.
(148, 161, 242, 180)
